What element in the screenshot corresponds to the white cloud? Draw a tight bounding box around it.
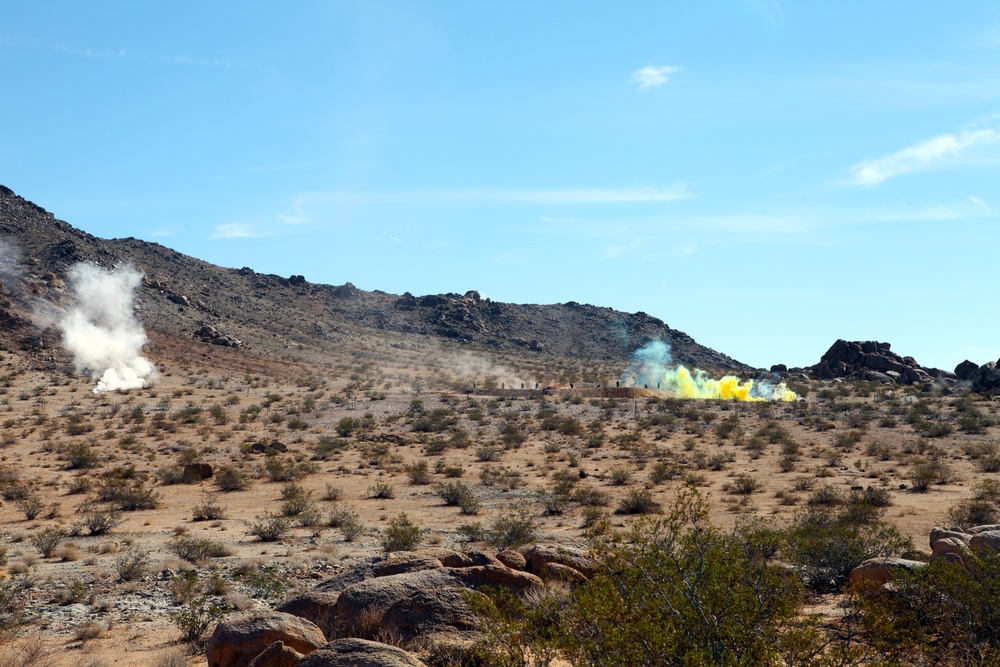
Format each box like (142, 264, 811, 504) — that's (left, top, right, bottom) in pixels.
(631, 65, 682, 91)
(861, 197, 992, 223)
(847, 128, 1000, 186)
(211, 223, 267, 239)
(278, 184, 690, 223)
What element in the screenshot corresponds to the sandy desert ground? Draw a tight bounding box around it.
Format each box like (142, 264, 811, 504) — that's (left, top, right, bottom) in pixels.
(0, 338, 995, 666)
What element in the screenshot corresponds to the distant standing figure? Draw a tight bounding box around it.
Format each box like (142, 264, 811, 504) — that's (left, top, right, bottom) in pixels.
(616, 380, 620, 388)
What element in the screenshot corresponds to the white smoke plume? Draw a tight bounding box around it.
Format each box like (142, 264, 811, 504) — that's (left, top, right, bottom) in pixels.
(60, 264, 156, 393)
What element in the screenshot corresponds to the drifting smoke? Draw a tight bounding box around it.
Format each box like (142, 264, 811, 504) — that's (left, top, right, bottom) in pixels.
(60, 264, 156, 393)
(620, 341, 795, 402)
(0, 240, 22, 290)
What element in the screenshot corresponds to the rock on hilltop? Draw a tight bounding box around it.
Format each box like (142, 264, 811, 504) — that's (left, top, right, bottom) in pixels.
(0, 185, 750, 372)
(809, 339, 956, 386)
(955, 358, 1000, 393)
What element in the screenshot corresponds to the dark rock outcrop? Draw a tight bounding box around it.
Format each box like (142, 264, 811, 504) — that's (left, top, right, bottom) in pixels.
(958, 359, 1000, 393)
(810, 340, 953, 386)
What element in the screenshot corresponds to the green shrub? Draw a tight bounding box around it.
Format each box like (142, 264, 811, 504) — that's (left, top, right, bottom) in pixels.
(855, 548, 1000, 665)
(245, 513, 291, 542)
(169, 596, 227, 641)
(214, 466, 251, 492)
(367, 481, 395, 499)
(13, 495, 45, 521)
(782, 506, 912, 593)
(98, 479, 160, 511)
(608, 466, 632, 486)
(114, 545, 150, 582)
(908, 458, 947, 492)
(169, 535, 232, 565)
(77, 502, 125, 536)
(65, 442, 98, 469)
(380, 512, 424, 552)
(648, 460, 680, 484)
(241, 565, 291, 599)
(560, 489, 808, 667)
(616, 489, 662, 515)
(728, 474, 762, 495)
(946, 499, 999, 530)
(30, 527, 64, 558)
(404, 460, 431, 485)
(436, 481, 474, 506)
(328, 504, 364, 541)
(192, 494, 226, 521)
(483, 506, 537, 550)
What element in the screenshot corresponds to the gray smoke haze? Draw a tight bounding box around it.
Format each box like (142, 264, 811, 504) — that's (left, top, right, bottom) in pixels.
(60, 264, 156, 393)
(0, 240, 22, 290)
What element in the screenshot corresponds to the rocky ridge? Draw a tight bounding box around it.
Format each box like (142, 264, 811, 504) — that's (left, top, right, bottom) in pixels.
(0, 184, 750, 373)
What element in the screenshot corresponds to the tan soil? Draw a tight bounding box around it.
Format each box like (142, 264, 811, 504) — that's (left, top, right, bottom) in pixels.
(0, 340, 992, 665)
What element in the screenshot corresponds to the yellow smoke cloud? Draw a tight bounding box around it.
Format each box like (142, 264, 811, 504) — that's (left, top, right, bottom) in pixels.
(621, 341, 796, 402)
(672, 366, 796, 402)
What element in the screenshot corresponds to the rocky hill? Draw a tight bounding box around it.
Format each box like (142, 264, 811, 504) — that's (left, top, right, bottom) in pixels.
(0, 184, 751, 375)
(806, 339, 956, 387)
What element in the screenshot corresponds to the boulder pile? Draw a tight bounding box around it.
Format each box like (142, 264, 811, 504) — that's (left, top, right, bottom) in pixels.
(954, 358, 1000, 393)
(206, 545, 593, 667)
(810, 339, 955, 386)
(195, 324, 242, 348)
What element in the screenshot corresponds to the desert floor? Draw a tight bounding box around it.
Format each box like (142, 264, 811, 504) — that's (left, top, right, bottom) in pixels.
(0, 343, 994, 666)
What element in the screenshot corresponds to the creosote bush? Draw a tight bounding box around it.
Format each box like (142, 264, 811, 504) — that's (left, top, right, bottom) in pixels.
(245, 513, 291, 542)
(380, 512, 424, 552)
(782, 504, 912, 593)
(854, 547, 1000, 665)
(169, 535, 232, 565)
(471, 489, 815, 667)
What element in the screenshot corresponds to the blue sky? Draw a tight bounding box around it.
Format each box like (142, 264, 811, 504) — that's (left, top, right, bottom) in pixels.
(3, 1, 1000, 371)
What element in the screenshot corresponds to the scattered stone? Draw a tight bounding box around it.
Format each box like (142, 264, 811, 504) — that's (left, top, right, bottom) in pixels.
(276, 591, 340, 639)
(537, 562, 587, 583)
(524, 544, 595, 578)
(195, 324, 242, 348)
(207, 611, 326, 667)
(183, 462, 214, 482)
(247, 641, 306, 667)
(849, 557, 927, 591)
(969, 530, 1000, 552)
(495, 550, 526, 570)
(297, 638, 426, 667)
(379, 587, 483, 641)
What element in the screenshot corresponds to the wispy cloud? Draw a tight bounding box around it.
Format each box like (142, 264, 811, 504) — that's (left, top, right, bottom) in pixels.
(211, 223, 268, 239)
(0, 37, 271, 71)
(277, 184, 690, 224)
(531, 196, 993, 244)
(846, 128, 1000, 186)
(861, 196, 992, 223)
(631, 65, 682, 91)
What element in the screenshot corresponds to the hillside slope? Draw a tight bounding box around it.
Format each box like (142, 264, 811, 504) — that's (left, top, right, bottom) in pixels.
(0, 184, 751, 375)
